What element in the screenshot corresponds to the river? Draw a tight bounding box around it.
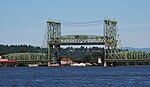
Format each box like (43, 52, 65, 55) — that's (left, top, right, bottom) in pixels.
(0, 66, 150, 87)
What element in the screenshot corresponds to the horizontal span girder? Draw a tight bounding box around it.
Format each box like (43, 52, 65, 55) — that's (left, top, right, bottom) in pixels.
(47, 42, 105, 45)
(47, 35, 106, 45)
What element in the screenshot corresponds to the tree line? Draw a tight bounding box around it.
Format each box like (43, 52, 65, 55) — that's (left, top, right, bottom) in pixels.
(0, 44, 43, 54)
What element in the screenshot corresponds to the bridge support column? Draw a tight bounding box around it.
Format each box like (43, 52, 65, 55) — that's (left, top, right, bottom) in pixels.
(101, 48, 105, 66)
(48, 45, 60, 66)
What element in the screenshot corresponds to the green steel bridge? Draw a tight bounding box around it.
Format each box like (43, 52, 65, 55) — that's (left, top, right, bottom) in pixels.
(3, 53, 48, 66)
(2, 19, 150, 66)
(3, 50, 150, 66)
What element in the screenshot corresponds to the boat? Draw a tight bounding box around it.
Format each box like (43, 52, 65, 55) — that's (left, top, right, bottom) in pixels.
(0, 56, 15, 63)
(71, 63, 86, 66)
(28, 64, 38, 67)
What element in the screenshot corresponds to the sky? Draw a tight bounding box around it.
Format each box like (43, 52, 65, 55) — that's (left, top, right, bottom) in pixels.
(0, 0, 150, 48)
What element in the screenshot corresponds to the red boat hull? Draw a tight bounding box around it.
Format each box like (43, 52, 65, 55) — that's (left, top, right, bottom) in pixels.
(0, 59, 15, 63)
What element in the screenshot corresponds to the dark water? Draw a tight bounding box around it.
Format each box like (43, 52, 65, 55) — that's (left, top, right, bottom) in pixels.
(0, 66, 150, 87)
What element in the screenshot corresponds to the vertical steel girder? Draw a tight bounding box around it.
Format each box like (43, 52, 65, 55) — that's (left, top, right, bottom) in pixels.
(47, 20, 61, 65)
(104, 19, 118, 49)
(103, 19, 119, 66)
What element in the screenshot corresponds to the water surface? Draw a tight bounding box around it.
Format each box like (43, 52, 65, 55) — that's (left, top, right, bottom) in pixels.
(0, 66, 150, 87)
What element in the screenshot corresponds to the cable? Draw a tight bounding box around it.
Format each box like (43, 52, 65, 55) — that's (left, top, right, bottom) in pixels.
(62, 22, 102, 26)
(61, 20, 103, 24)
(61, 20, 103, 26)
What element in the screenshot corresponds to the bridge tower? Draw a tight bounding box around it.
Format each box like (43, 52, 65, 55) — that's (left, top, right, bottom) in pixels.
(104, 19, 118, 49)
(103, 19, 119, 66)
(47, 20, 61, 66)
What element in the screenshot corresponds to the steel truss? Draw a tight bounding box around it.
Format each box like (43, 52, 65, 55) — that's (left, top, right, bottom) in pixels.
(3, 53, 47, 65)
(106, 50, 150, 60)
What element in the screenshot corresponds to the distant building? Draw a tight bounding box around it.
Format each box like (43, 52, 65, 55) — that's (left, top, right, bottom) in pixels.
(60, 56, 73, 66)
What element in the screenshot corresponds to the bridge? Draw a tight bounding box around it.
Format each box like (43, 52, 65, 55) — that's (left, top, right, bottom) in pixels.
(46, 19, 118, 66)
(2, 19, 150, 66)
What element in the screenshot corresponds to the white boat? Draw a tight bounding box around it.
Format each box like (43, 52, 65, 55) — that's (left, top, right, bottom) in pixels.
(71, 63, 86, 66)
(28, 64, 38, 67)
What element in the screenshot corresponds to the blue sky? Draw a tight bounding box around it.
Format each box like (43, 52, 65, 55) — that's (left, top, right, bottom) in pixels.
(0, 0, 150, 48)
